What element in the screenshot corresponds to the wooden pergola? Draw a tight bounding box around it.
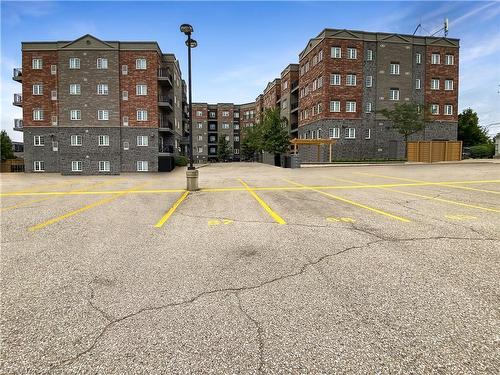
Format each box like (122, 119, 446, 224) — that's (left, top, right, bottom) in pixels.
(290, 139, 337, 162)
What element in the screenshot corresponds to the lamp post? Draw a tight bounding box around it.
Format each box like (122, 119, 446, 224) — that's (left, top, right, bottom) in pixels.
(180, 24, 199, 191)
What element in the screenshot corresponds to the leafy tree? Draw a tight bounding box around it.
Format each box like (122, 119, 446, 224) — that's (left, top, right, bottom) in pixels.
(458, 108, 490, 147)
(240, 125, 261, 161)
(217, 135, 232, 162)
(259, 108, 290, 155)
(1, 130, 14, 161)
(378, 102, 430, 157)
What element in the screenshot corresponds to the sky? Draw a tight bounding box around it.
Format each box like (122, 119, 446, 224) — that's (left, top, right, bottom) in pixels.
(1, 0, 500, 142)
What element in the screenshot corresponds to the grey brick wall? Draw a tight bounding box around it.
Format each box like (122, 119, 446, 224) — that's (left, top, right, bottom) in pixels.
(120, 127, 159, 172)
(23, 127, 60, 173)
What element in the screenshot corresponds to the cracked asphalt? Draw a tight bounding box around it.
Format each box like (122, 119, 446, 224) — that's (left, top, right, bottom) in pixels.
(1, 162, 499, 374)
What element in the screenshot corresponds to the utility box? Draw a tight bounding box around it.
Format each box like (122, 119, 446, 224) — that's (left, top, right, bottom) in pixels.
(290, 154, 301, 168)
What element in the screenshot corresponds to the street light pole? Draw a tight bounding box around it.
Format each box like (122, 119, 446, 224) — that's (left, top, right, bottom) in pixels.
(180, 23, 199, 191)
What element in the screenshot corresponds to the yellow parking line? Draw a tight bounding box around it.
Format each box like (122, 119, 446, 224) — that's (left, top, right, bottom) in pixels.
(1, 197, 52, 212)
(355, 172, 500, 195)
(28, 182, 150, 232)
(238, 179, 286, 225)
(154, 191, 190, 228)
(334, 176, 500, 214)
(2, 180, 76, 195)
(283, 178, 411, 223)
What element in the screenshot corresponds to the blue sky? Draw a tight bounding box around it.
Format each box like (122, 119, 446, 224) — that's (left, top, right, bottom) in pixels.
(2, 1, 500, 142)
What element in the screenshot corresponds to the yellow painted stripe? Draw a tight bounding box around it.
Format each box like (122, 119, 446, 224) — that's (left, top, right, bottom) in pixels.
(154, 191, 190, 228)
(355, 172, 500, 195)
(333, 176, 500, 214)
(2, 180, 76, 195)
(1, 197, 52, 212)
(283, 178, 411, 223)
(28, 182, 150, 232)
(238, 179, 286, 225)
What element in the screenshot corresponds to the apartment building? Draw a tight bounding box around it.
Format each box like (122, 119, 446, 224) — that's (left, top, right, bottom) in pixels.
(12, 34, 186, 174)
(297, 29, 459, 161)
(280, 64, 300, 137)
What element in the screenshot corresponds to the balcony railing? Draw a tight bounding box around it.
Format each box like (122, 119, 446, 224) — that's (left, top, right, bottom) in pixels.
(159, 118, 174, 131)
(158, 144, 174, 154)
(158, 95, 173, 108)
(13, 94, 22, 106)
(291, 80, 299, 91)
(13, 68, 22, 81)
(14, 119, 23, 131)
(291, 102, 298, 111)
(158, 69, 173, 86)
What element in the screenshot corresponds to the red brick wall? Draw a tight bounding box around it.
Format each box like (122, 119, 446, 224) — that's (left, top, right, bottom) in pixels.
(22, 51, 58, 126)
(425, 46, 459, 122)
(263, 84, 280, 110)
(299, 39, 363, 127)
(119, 51, 159, 127)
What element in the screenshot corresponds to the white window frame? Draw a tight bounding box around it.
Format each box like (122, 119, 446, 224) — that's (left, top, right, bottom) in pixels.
(99, 161, 110, 172)
(70, 84, 81, 95)
(330, 100, 340, 113)
(51, 65, 57, 75)
(52, 141, 58, 151)
(345, 128, 356, 139)
(136, 84, 147, 96)
(51, 115, 58, 126)
(97, 83, 109, 95)
(32, 58, 42, 69)
(98, 135, 110, 146)
(123, 141, 130, 150)
(122, 116, 129, 126)
(329, 127, 340, 139)
(122, 65, 128, 75)
(367, 49, 373, 61)
(136, 58, 147, 70)
(445, 80, 453, 91)
(137, 110, 148, 121)
(51, 90, 57, 100)
(222, 123, 230, 129)
(431, 104, 439, 115)
(222, 111, 229, 117)
(71, 135, 82, 146)
(415, 79, 421, 90)
(346, 74, 357, 86)
(444, 105, 453, 116)
(390, 63, 400, 75)
(365, 102, 373, 113)
(346, 101, 356, 113)
(365, 75, 373, 88)
(32, 84, 43, 95)
(137, 135, 149, 147)
(70, 110, 81, 121)
(330, 73, 341, 86)
(71, 161, 83, 172)
(431, 53, 440, 64)
(98, 110, 109, 121)
(33, 161, 45, 172)
(389, 89, 400, 101)
(96, 58, 108, 69)
(416, 53, 422, 64)
(122, 90, 128, 100)
(197, 146, 203, 153)
(33, 109, 44, 121)
(347, 48, 357, 59)
(331, 47, 341, 58)
(431, 79, 440, 90)
(445, 54, 454, 65)
(196, 110, 203, 117)
(33, 135, 44, 146)
(69, 57, 80, 69)
(365, 129, 371, 140)
(137, 161, 149, 172)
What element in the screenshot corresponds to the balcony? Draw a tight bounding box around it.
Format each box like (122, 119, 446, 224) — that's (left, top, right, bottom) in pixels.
(180, 136, 189, 145)
(14, 119, 23, 131)
(158, 144, 174, 154)
(290, 122, 298, 133)
(291, 80, 299, 92)
(158, 95, 173, 111)
(13, 94, 22, 107)
(158, 68, 173, 87)
(159, 118, 174, 132)
(13, 68, 22, 82)
(290, 102, 299, 113)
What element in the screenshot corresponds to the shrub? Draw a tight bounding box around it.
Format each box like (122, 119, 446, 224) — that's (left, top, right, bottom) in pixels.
(174, 155, 188, 166)
(469, 143, 494, 158)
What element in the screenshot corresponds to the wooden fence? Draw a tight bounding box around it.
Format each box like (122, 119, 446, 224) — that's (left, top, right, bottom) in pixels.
(407, 141, 462, 163)
(0, 159, 25, 173)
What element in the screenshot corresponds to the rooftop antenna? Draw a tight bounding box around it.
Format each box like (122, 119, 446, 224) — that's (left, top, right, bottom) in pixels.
(413, 23, 422, 35)
(431, 18, 449, 37)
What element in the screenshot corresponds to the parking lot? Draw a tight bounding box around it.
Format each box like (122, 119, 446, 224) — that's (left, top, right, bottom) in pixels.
(1, 162, 499, 373)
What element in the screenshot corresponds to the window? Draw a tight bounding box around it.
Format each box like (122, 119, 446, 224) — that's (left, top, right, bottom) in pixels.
(137, 161, 149, 171)
(234, 136, 240, 142)
(346, 101, 356, 112)
(136, 84, 147, 96)
(431, 79, 440, 90)
(69, 58, 80, 69)
(416, 53, 422, 64)
(70, 110, 81, 120)
(98, 110, 109, 120)
(198, 147, 203, 153)
(123, 116, 129, 126)
(331, 47, 341, 58)
(71, 161, 82, 172)
(444, 104, 453, 115)
(51, 90, 57, 100)
(222, 111, 229, 117)
(390, 63, 400, 75)
(71, 135, 82, 146)
(222, 123, 230, 129)
(389, 89, 400, 101)
(97, 58, 108, 69)
(234, 112, 240, 118)
(346, 74, 357, 86)
(445, 79, 454, 91)
(197, 122, 203, 129)
(209, 147, 216, 154)
(209, 112, 216, 118)
(137, 110, 148, 121)
(33, 84, 43, 95)
(329, 128, 340, 139)
(365, 75, 373, 87)
(431, 104, 439, 115)
(330, 73, 341, 86)
(33, 109, 44, 121)
(445, 54, 454, 65)
(347, 48, 357, 59)
(137, 136, 149, 146)
(99, 161, 110, 172)
(345, 128, 356, 138)
(367, 49, 373, 61)
(51, 65, 57, 75)
(97, 83, 108, 95)
(98, 135, 109, 146)
(122, 90, 128, 100)
(52, 141, 58, 151)
(415, 79, 421, 90)
(70, 84, 81, 95)
(32, 58, 42, 69)
(51, 115, 58, 126)
(196, 110, 203, 116)
(197, 135, 203, 141)
(34, 161, 45, 172)
(431, 53, 440, 64)
(234, 149, 240, 155)
(123, 141, 129, 150)
(33, 135, 44, 146)
(122, 65, 128, 75)
(330, 100, 340, 112)
(365, 129, 371, 139)
(136, 58, 147, 69)
(365, 102, 373, 113)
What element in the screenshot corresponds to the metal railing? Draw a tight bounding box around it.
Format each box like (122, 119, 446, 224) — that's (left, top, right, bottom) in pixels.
(158, 68, 173, 82)
(14, 119, 24, 130)
(13, 94, 22, 105)
(13, 68, 22, 80)
(158, 144, 174, 153)
(158, 95, 173, 105)
(159, 118, 173, 130)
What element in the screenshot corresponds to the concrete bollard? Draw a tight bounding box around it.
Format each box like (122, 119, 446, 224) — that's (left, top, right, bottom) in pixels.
(186, 168, 199, 191)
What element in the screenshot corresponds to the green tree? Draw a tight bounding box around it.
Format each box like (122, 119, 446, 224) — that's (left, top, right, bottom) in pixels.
(217, 135, 232, 162)
(259, 108, 290, 155)
(1, 130, 14, 161)
(240, 125, 261, 161)
(378, 102, 430, 157)
(458, 108, 490, 147)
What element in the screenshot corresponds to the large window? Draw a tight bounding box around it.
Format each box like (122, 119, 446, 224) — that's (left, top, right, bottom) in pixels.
(137, 135, 149, 146)
(136, 84, 147, 96)
(70, 110, 81, 121)
(431, 53, 440, 64)
(32, 84, 43, 95)
(390, 62, 400, 75)
(416, 53, 422, 64)
(136, 59, 147, 70)
(346, 101, 356, 113)
(98, 110, 109, 121)
(445, 54, 454, 65)
(330, 73, 341, 86)
(32, 58, 42, 69)
(70, 84, 81, 95)
(69, 58, 80, 69)
(34, 135, 44, 146)
(98, 135, 110, 146)
(431, 104, 439, 115)
(222, 111, 229, 117)
(445, 79, 454, 91)
(97, 83, 109, 95)
(34, 161, 45, 172)
(96, 58, 108, 69)
(345, 128, 356, 139)
(389, 89, 400, 101)
(346, 74, 356, 86)
(444, 104, 453, 115)
(365, 102, 373, 113)
(366, 49, 373, 61)
(330, 100, 340, 112)
(347, 48, 357, 59)
(71, 135, 82, 146)
(329, 128, 340, 139)
(137, 161, 149, 171)
(137, 110, 148, 121)
(431, 79, 440, 90)
(365, 75, 373, 88)
(99, 161, 110, 172)
(33, 109, 44, 121)
(71, 161, 82, 172)
(331, 47, 341, 58)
